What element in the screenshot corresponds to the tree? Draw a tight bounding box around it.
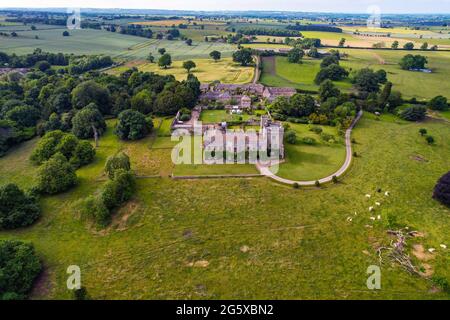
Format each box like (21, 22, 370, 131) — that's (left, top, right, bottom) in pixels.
(287, 48, 304, 63)
(428, 95, 448, 111)
(338, 38, 346, 47)
(158, 48, 166, 55)
(399, 54, 428, 70)
(314, 64, 348, 84)
(387, 91, 403, 112)
(71, 104, 107, 139)
(182, 60, 196, 73)
(158, 53, 172, 69)
(71, 140, 96, 168)
(399, 105, 427, 121)
(421, 42, 429, 50)
(35, 60, 51, 72)
(320, 56, 339, 68)
(318, 80, 340, 102)
(403, 42, 415, 50)
(185, 39, 193, 46)
(5, 105, 40, 127)
(375, 69, 387, 84)
(433, 171, 450, 207)
(37, 153, 77, 194)
(62, 30, 70, 36)
(147, 53, 155, 63)
(391, 41, 399, 49)
(352, 68, 383, 95)
(105, 152, 131, 179)
(131, 90, 154, 114)
(0, 184, 40, 230)
(209, 50, 221, 62)
(0, 240, 42, 300)
(115, 109, 152, 141)
(71, 80, 111, 114)
(154, 89, 184, 115)
(419, 128, 428, 136)
(307, 47, 320, 58)
(378, 81, 392, 109)
(426, 135, 435, 144)
(232, 48, 253, 66)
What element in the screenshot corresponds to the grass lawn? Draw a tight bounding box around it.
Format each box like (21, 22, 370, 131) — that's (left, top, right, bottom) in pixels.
(173, 164, 259, 176)
(0, 115, 449, 299)
(271, 123, 346, 181)
(199, 110, 255, 123)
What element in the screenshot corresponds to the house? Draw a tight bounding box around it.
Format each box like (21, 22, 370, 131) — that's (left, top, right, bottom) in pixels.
(240, 95, 252, 108)
(262, 87, 297, 102)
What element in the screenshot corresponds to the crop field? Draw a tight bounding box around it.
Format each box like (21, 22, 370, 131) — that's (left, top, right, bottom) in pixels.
(132, 19, 227, 27)
(0, 25, 237, 61)
(0, 115, 449, 299)
(260, 49, 450, 100)
(109, 58, 255, 84)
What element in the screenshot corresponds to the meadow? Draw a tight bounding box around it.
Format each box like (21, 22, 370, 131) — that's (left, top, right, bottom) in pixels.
(260, 49, 450, 100)
(109, 58, 254, 84)
(0, 115, 449, 299)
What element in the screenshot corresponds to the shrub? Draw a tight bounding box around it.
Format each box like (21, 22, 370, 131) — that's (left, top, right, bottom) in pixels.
(320, 132, 335, 142)
(428, 95, 448, 111)
(73, 287, 91, 300)
(399, 105, 427, 121)
(419, 128, 427, 136)
(115, 109, 150, 141)
(80, 195, 110, 226)
(0, 184, 40, 230)
(310, 126, 323, 134)
(426, 135, 435, 145)
(332, 175, 338, 183)
(0, 240, 42, 300)
(431, 276, 450, 293)
(36, 153, 77, 194)
(30, 131, 95, 167)
(433, 171, 450, 207)
(70, 141, 96, 168)
(315, 180, 321, 187)
(302, 137, 316, 145)
(293, 183, 300, 189)
(284, 130, 297, 144)
(353, 151, 358, 157)
(105, 152, 131, 179)
(5, 105, 40, 127)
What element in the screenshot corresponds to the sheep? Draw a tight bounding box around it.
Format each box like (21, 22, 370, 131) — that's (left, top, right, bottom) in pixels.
(365, 194, 371, 198)
(385, 191, 390, 196)
(375, 202, 381, 206)
(369, 206, 374, 212)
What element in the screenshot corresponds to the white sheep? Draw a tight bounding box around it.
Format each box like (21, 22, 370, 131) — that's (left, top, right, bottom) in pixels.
(369, 207, 374, 212)
(370, 217, 376, 221)
(440, 244, 447, 249)
(365, 194, 371, 198)
(428, 248, 436, 253)
(375, 202, 381, 206)
(377, 215, 381, 220)
(385, 191, 390, 196)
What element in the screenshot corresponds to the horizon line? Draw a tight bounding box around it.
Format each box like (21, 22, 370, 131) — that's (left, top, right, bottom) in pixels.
(2, 7, 450, 15)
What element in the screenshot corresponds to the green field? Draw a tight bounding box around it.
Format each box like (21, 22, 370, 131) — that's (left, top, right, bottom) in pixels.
(109, 58, 255, 84)
(260, 49, 450, 100)
(0, 115, 449, 299)
(273, 123, 346, 181)
(0, 25, 237, 61)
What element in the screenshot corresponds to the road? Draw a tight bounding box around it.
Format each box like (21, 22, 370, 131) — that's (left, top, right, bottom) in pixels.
(256, 110, 363, 186)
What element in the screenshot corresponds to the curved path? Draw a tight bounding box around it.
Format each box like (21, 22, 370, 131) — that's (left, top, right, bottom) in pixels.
(256, 110, 363, 186)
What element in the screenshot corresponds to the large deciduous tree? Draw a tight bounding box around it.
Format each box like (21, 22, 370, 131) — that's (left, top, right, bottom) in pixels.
(433, 171, 450, 207)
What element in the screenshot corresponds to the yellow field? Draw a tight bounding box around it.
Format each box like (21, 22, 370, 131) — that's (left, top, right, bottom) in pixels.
(133, 19, 226, 27)
(341, 26, 437, 35)
(108, 58, 254, 84)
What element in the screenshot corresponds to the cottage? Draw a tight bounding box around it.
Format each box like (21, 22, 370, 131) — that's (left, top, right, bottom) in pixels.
(262, 87, 297, 102)
(240, 95, 252, 108)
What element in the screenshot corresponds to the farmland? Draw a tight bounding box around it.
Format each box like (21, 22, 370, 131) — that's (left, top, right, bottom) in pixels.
(108, 58, 254, 84)
(0, 24, 237, 60)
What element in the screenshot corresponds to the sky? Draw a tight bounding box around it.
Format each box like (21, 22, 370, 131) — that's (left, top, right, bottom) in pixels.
(2, 0, 450, 14)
